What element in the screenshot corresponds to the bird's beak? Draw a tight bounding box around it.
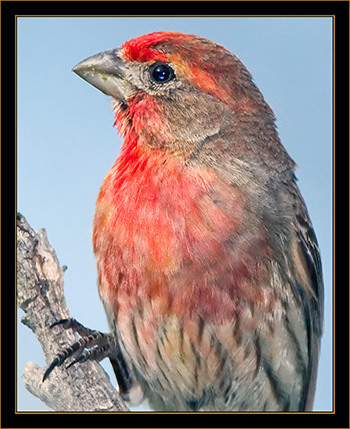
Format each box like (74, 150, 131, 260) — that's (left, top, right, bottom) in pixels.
(73, 49, 129, 103)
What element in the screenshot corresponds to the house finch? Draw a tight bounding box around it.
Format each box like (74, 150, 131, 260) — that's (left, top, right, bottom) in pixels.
(45, 32, 323, 412)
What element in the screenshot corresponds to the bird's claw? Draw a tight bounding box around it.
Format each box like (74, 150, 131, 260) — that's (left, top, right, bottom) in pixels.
(42, 318, 116, 382)
(49, 317, 95, 336)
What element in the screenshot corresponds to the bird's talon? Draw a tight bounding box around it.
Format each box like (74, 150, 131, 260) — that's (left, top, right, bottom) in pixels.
(43, 318, 116, 381)
(49, 318, 72, 329)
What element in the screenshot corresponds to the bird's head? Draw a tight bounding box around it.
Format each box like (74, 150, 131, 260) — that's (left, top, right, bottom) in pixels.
(73, 32, 277, 160)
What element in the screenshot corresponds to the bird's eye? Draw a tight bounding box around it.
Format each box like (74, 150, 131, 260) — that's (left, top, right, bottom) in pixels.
(149, 62, 175, 83)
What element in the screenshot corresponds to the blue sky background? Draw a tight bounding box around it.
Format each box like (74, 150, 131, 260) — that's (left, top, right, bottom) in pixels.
(17, 16, 333, 412)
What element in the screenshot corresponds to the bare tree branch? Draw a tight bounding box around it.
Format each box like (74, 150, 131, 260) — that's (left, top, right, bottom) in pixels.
(16, 213, 129, 411)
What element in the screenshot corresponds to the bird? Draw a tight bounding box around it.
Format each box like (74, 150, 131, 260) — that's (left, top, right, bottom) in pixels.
(44, 31, 323, 412)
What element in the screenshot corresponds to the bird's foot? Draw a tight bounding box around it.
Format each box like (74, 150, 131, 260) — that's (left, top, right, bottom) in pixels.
(42, 318, 116, 382)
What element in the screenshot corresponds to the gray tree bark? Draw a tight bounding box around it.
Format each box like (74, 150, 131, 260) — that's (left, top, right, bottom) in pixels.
(16, 213, 128, 411)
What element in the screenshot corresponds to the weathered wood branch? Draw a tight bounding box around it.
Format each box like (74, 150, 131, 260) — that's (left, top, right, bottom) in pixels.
(16, 213, 128, 411)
